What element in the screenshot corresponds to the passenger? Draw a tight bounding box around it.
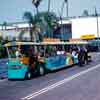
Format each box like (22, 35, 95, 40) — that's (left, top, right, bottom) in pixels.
(78, 46, 85, 66)
(15, 48, 22, 58)
(40, 47, 44, 57)
(83, 46, 88, 64)
(29, 47, 37, 69)
(61, 50, 65, 55)
(71, 49, 78, 63)
(57, 50, 61, 55)
(71, 49, 76, 57)
(45, 49, 49, 57)
(57, 48, 64, 55)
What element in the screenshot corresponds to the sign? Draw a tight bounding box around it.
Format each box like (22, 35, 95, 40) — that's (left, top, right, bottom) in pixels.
(81, 34, 95, 39)
(69, 38, 82, 42)
(43, 38, 60, 42)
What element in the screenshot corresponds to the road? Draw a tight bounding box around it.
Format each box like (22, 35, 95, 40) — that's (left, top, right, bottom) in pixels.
(0, 52, 100, 100)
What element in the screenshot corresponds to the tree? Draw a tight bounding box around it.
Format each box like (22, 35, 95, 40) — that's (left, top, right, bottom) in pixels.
(32, 0, 59, 40)
(0, 35, 3, 44)
(33, 11, 58, 38)
(23, 11, 34, 41)
(32, 0, 42, 13)
(23, 11, 41, 41)
(83, 9, 89, 16)
(23, 11, 58, 41)
(18, 29, 25, 41)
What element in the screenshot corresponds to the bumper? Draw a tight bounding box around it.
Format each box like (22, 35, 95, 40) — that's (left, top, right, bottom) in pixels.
(8, 68, 27, 79)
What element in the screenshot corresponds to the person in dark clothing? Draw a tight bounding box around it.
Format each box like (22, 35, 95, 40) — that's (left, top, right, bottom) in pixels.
(83, 46, 88, 65)
(78, 46, 85, 67)
(28, 47, 38, 71)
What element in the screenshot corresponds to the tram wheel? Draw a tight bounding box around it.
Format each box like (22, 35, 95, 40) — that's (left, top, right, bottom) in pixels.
(37, 65, 45, 76)
(25, 72, 32, 80)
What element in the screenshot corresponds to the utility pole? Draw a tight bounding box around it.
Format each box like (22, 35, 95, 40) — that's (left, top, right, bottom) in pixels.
(59, 0, 69, 41)
(65, 0, 68, 18)
(48, 0, 51, 12)
(47, 0, 51, 38)
(60, 1, 65, 40)
(61, 0, 69, 18)
(95, 7, 100, 50)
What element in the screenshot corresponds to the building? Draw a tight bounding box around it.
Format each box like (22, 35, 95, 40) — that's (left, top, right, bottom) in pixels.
(58, 16, 100, 40)
(0, 16, 100, 41)
(0, 22, 30, 41)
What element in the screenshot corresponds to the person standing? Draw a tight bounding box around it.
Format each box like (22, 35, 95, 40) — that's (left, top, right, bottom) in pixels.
(78, 46, 85, 67)
(29, 46, 37, 68)
(83, 46, 88, 65)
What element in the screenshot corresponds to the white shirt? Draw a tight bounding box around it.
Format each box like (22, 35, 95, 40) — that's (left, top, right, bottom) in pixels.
(16, 51, 21, 57)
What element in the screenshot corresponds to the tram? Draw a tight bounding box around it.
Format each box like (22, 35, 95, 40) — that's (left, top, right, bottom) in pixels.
(5, 39, 80, 79)
(5, 40, 91, 79)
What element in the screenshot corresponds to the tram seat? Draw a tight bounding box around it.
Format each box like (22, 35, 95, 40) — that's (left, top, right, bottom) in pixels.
(20, 57, 29, 65)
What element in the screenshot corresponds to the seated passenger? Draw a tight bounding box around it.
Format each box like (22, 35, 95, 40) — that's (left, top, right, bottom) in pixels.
(16, 48, 22, 58)
(71, 50, 76, 57)
(57, 50, 64, 55)
(57, 50, 61, 55)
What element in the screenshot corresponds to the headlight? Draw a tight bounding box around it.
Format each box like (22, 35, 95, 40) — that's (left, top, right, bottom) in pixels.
(20, 62, 23, 64)
(10, 65, 22, 69)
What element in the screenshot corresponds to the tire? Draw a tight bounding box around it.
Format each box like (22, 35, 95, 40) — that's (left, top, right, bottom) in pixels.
(37, 65, 45, 76)
(25, 72, 32, 80)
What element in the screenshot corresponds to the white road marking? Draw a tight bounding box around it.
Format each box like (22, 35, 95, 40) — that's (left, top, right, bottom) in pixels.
(21, 64, 100, 100)
(0, 79, 7, 82)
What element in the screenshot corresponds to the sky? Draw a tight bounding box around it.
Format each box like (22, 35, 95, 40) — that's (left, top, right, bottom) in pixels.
(0, 0, 100, 24)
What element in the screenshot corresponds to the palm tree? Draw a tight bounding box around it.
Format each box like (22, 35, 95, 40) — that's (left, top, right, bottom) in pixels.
(32, 0, 59, 39)
(23, 11, 34, 41)
(4, 36, 10, 43)
(23, 11, 41, 42)
(45, 12, 58, 37)
(32, 0, 42, 14)
(33, 11, 58, 38)
(18, 29, 25, 41)
(0, 35, 3, 44)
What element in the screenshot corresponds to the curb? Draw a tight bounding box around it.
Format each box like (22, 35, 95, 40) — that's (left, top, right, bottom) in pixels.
(0, 58, 8, 63)
(0, 76, 7, 80)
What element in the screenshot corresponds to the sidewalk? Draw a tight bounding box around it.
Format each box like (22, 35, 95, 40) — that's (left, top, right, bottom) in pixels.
(0, 58, 8, 79)
(0, 58, 8, 63)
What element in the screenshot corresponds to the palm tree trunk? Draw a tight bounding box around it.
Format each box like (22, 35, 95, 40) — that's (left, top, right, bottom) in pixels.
(29, 23, 33, 41)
